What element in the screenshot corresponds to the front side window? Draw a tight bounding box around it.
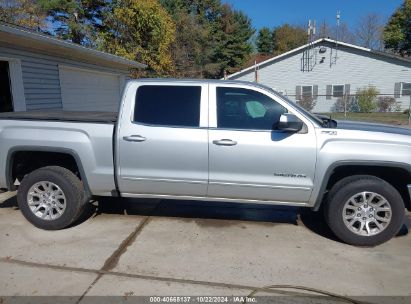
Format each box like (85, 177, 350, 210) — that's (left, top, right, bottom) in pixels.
(402, 83, 411, 96)
(302, 86, 313, 98)
(217, 87, 287, 130)
(134, 85, 201, 127)
(333, 85, 344, 97)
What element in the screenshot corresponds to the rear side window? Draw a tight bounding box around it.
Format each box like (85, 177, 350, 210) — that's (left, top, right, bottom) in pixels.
(134, 85, 201, 127)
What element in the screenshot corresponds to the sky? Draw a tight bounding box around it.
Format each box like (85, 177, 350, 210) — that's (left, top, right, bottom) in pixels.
(222, 0, 403, 30)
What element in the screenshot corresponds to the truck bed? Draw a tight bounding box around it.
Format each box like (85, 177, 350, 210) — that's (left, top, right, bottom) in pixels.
(0, 112, 117, 195)
(0, 111, 117, 123)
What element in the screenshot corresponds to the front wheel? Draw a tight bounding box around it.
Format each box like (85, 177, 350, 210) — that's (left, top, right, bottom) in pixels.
(17, 166, 86, 230)
(325, 175, 405, 246)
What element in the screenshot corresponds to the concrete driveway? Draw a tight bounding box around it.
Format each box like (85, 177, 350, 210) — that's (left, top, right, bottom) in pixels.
(1, 191, 410, 303)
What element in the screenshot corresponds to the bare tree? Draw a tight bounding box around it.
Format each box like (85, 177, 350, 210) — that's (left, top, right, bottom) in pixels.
(355, 13, 384, 50)
(316, 20, 355, 44)
(335, 22, 356, 44)
(318, 20, 332, 38)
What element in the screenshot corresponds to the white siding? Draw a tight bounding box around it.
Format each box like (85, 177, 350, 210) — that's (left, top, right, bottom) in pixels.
(230, 41, 411, 112)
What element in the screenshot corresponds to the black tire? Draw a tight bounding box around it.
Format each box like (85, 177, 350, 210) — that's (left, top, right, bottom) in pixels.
(17, 166, 86, 230)
(325, 175, 405, 246)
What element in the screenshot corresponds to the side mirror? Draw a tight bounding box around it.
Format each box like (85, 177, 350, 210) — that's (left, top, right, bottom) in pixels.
(278, 113, 304, 132)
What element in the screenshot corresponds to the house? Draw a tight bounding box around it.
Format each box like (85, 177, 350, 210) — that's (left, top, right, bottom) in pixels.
(227, 38, 411, 113)
(0, 22, 145, 113)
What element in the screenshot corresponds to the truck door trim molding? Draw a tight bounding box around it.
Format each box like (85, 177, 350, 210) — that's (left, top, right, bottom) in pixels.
(121, 176, 207, 185)
(209, 181, 311, 191)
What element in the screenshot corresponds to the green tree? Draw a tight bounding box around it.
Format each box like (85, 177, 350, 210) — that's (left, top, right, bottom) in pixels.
(256, 27, 273, 54)
(383, 0, 411, 56)
(161, 0, 254, 78)
(160, 0, 213, 77)
(211, 6, 254, 77)
(0, 0, 46, 31)
(100, 0, 175, 76)
(272, 24, 306, 53)
(37, 0, 106, 46)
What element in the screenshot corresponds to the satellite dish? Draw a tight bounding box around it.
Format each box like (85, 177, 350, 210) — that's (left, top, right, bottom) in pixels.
(319, 47, 327, 53)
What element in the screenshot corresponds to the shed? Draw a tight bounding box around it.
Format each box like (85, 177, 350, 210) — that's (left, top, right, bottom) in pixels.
(0, 22, 145, 113)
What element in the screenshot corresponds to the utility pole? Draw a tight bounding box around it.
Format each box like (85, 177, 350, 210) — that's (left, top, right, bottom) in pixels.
(254, 59, 258, 83)
(408, 95, 411, 126)
(344, 93, 347, 118)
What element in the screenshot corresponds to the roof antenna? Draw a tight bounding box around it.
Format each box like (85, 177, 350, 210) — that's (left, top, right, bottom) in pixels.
(331, 10, 340, 67)
(302, 19, 316, 72)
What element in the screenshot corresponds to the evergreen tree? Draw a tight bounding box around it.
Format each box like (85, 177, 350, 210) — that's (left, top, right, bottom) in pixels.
(161, 1, 254, 78)
(37, 0, 106, 47)
(256, 27, 273, 54)
(384, 0, 411, 56)
(211, 8, 254, 77)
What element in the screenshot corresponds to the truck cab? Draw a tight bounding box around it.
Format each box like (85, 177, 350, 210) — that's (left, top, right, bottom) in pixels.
(116, 80, 317, 205)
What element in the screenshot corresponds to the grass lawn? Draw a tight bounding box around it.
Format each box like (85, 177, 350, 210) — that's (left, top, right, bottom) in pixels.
(319, 112, 411, 127)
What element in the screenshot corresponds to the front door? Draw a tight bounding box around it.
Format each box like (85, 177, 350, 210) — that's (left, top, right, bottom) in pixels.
(208, 85, 317, 204)
(117, 83, 209, 197)
(0, 61, 13, 113)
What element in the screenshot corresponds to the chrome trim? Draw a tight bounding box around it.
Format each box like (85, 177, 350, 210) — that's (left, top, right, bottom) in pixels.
(120, 177, 311, 191)
(121, 176, 207, 185)
(209, 181, 311, 191)
(121, 192, 308, 206)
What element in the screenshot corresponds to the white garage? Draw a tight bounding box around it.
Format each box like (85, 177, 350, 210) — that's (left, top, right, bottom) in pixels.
(59, 66, 125, 112)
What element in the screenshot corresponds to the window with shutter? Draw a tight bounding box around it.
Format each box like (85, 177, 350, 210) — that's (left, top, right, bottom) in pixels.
(332, 85, 344, 97)
(302, 86, 313, 98)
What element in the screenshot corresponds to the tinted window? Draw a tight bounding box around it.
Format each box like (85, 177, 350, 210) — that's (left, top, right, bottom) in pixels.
(134, 85, 201, 127)
(217, 87, 287, 130)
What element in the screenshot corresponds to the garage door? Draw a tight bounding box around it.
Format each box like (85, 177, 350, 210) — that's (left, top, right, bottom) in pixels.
(59, 66, 122, 112)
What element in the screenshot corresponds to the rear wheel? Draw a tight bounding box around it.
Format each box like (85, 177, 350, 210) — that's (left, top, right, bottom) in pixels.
(17, 166, 86, 230)
(325, 175, 405, 246)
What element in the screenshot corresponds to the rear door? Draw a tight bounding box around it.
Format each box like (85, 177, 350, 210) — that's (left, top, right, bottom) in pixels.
(117, 82, 209, 197)
(207, 84, 317, 204)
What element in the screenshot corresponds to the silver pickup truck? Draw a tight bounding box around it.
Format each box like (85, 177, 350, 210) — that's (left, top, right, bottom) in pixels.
(1, 79, 410, 246)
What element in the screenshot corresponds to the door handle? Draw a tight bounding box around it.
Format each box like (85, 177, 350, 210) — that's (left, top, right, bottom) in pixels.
(123, 135, 147, 142)
(212, 139, 237, 146)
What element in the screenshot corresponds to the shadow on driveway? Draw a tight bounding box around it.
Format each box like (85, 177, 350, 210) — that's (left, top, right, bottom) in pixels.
(92, 197, 343, 242)
(1, 194, 408, 243)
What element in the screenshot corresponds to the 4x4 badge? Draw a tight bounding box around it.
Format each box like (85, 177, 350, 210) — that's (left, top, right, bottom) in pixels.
(321, 130, 337, 135)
